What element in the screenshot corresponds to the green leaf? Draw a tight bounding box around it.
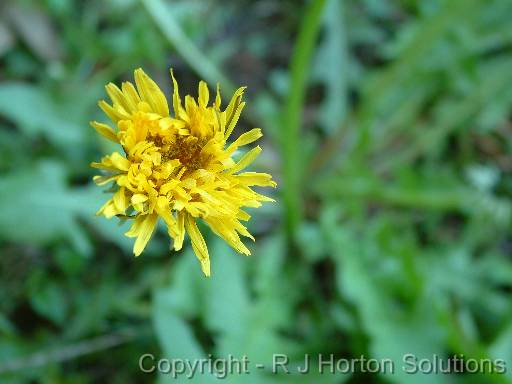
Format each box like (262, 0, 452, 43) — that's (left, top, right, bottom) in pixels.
(490, 324, 512, 382)
(0, 83, 83, 148)
(0, 161, 134, 256)
(153, 285, 217, 384)
(0, 161, 90, 254)
(313, 0, 348, 134)
(325, 218, 453, 384)
(29, 280, 68, 326)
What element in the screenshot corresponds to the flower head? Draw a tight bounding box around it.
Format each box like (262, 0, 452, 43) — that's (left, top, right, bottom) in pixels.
(91, 68, 276, 276)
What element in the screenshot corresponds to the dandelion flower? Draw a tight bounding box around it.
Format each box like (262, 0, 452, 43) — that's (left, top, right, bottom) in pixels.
(91, 68, 276, 276)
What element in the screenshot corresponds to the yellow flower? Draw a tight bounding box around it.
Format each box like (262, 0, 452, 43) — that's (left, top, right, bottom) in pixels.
(91, 68, 276, 276)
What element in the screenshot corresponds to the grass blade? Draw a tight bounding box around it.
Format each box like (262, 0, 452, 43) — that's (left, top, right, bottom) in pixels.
(140, 0, 235, 95)
(282, 0, 327, 240)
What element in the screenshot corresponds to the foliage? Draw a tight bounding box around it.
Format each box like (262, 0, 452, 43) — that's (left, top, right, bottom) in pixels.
(0, 0, 511, 383)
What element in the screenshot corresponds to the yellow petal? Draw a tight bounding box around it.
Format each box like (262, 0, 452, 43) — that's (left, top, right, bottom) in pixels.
(225, 87, 245, 118)
(105, 83, 132, 115)
(185, 95, 197, 114)
(184, 214, 210, 276)
(224, 86, 246, 139)
(125, 216, 142, 237)
(113, 187, 128, 213)
(173, 211, 186, 251)
(227, 128, 262, 153)
(125, 214, 158, 256)
(134, 68, 169, 117)
(214, 83, 221, 109)
(170, 69, 183, 118)
(236, 172, 277, 187)
(90, 121, 118, 142)
(237, 210, 251, 221)
(198, 80, 209, 108)
(96, 199, 116, 218)
(225, 102, 245, 140)
(93, 174, 120, 186)
(99, 100, 128, 123)
(90, 161, 114, 171)
(215, 110, 226, 135)
(90, 152, 130, 172)
(157, 207, 178, 238)
(131, 193, 148, 205)
(206, 217, 251, 256)
(121, 81, 141, 111)
(228, 146, 261, 174)
(110, 152, 131, 171)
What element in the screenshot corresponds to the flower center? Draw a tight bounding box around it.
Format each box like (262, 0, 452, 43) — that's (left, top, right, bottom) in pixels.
(155, 135, 211, 172)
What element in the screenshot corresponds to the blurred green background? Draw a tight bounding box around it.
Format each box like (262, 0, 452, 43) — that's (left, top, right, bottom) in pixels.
(1, 0, 512, 383)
